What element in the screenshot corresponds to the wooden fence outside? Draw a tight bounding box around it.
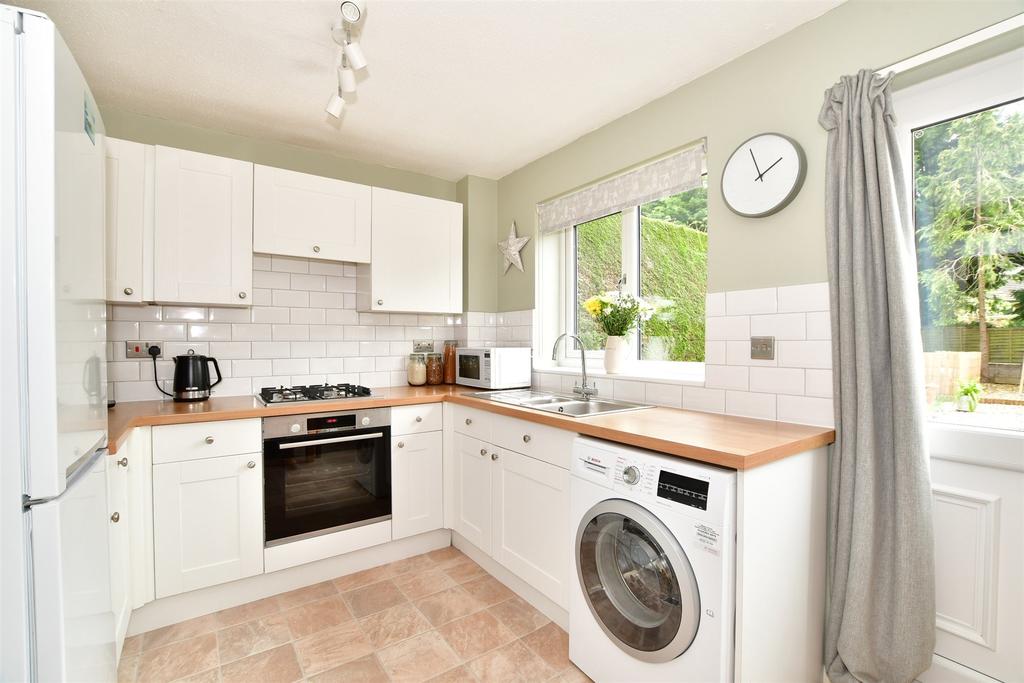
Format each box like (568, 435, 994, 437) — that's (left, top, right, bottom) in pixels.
(922, 327, 1024, 365)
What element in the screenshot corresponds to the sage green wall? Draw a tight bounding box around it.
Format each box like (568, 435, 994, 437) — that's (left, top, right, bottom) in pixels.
(495, 0, 1023, 311)
(102, 107, 456, 201)
(457, 176, 499, 312)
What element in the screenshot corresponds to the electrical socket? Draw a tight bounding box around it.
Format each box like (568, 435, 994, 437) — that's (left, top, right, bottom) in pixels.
(750, 336, 775, 361)
(126, 341, 162, 359)
(412, 340, 434, 353)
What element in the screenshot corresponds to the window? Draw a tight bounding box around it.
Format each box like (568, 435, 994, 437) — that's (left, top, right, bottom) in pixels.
(563, 181, 708, 370)
(896, 48, 1024, 430)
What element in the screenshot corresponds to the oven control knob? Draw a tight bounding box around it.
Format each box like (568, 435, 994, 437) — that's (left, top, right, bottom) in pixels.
(622, 465, 641, 486)
(361, 417, 371, 426)
(290, 423, 300, 434)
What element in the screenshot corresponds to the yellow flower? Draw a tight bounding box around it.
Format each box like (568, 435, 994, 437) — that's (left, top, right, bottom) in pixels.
(583, 297, 603, 317)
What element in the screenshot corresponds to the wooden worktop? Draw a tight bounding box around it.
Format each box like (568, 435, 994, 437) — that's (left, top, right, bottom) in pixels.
(107, 386, 834, 469)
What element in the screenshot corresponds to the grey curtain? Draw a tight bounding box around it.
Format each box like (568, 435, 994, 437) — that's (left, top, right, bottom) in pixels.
(818, 70, 935, 683)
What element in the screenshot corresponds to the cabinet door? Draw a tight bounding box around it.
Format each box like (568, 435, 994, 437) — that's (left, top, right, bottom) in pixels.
(105, 138, 154, 302)
(154, 146, 253, 305)
(106, 454, 130, 659)
(126, 427, 155, 608)
(491, 448, 570, 607)
(392, 432, 443, 540)
(153, 453, 263, 598)
(253, 165, 370, 262)
(453, 432, 492, 554)
(369, 187, 462, 313)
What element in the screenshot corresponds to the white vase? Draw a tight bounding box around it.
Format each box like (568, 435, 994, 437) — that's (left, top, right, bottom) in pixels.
(603, 336, 630, 375)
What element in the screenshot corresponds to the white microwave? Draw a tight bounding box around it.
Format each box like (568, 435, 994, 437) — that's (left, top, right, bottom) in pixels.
(456, 347, 532, 389)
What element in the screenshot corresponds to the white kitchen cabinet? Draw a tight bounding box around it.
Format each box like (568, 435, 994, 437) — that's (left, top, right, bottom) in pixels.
(125, 427, 155, 609)
(152, 452, 263, 598)
(253, 165, 371, 262)
(357, 187, 462, 314)
(106, 453, 130, 659)
(491, 447, 570, 606)
(453, 432, 493, 554)
(153, 146, 253, 306)
(104, 137, 154, 303)
(392, 431, 443, 540)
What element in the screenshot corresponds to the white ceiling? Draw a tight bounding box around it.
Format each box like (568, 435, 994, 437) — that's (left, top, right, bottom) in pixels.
(28, 0, 843, 181)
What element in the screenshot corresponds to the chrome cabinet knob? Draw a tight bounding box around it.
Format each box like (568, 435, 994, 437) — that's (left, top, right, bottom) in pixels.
(205, 436, 215, 444)
(123, 287, 133, 296)
(116, 457, 128, 467)
(480, 448, 487, 456)
(313, 245, 321, 253)
(465, 418, 472, 425)
(491, 452, 499, 461)
(415, 416, 423, 422)
(377, 299, 383, 306)
(246, 461, 256, 469)
(238, 291, 247, 299)
(397, 441, 405, 449)
(110, 512, 120, 523)
(522, 435, 531, 443)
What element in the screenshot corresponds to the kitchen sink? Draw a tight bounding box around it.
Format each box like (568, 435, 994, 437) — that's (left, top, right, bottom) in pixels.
(470, 389, 652, 418)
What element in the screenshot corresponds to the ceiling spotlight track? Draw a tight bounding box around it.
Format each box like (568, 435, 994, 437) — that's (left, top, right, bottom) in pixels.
(326, 2, 368, 120)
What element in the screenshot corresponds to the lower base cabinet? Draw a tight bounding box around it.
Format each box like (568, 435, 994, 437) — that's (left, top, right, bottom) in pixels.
(153, 453, 264, 598)
(453, 433, 494, 554)
(392, 432, 444, 540)
(106, 454, 130, 658)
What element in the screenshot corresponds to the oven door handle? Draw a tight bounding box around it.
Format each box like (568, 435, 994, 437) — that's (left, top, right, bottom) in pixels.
(276, 432, 385, 450)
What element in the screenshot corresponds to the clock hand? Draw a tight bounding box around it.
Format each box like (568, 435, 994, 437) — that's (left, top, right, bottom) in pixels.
(749, 148, 763, 181)
(756, 156, 783, 182)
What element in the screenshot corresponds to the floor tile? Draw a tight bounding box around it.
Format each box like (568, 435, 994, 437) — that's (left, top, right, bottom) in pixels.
(443, 558, 488, 584)
(427, 665, 477, 683)
(273, 580, 338, 611)
(413, 586, 487, 627)
(176, 668, 220, 683)
(121, 634, 142, 658)
(220, 643, 303, 683)
(135, 633, 219, 683)
(140, 612, 219, 651)
(333, 563, 399, 592)
(343, 578, 408, 617)
(216, 612, 292, 664)
(306, 654, 390, 683)
(116, 655, 137, 683)
(462, 575, 514, 607)
(359, 603, 432, 649)
(487, 596, 550, 637)
(551, 664, 595, 682)
(466, 639, 554, 683)
(436, 610, 517, 661)
(292, 620, 374, 676)
(214, 595, 281, 629)
(282, 594, 353, 639)
(376, 630, 461, 683)
(425, 546, 466, 567)
(393, 567, 458, 600)
(387, 554, 437, 575)
(520, 622, 571, 673)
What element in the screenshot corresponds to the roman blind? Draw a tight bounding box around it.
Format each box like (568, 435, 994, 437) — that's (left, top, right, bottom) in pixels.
(536, 143, 705, 235)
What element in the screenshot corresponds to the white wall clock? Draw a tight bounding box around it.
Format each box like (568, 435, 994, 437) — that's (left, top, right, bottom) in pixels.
(721, 133, 806, 217)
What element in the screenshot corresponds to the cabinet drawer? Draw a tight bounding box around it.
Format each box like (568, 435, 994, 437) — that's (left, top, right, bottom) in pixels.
(153, 419, 262, 464)
(491, 415, 573, 470)
(451, 404, 493, 442)
(391, 404, 443, 436)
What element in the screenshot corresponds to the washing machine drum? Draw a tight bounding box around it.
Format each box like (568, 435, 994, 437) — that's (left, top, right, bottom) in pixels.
(576, 498, 701, 664)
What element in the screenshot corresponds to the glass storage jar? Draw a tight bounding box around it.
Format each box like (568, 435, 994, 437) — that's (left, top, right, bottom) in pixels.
(442, 340, 457, 384)
(426, 352, 444, 385)
(407, 353, 427, 386)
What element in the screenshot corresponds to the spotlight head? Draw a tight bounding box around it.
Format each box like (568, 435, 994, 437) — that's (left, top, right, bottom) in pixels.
(325, 91, 345, 118)
(344, 40, 367, 70)
(340, 0, 365, 24)
(338, 66, 357, 93)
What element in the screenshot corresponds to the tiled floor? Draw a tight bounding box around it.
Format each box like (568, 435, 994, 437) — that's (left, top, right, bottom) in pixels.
(118, 546, 592, 683)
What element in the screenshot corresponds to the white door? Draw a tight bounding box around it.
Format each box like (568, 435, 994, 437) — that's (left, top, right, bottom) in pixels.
(369, 187, 462, 313)
(491, 448, 570, 606)
(253, 164, 370, 262)
(153, 146, 253, 305)
(391, 432, 443, 540)
(104, 137, 153, 302)
(453, 432, 492, 554)
(125, 427, 154, 609)
(153, 453, 263, 598)
(106, 454, 130, 659)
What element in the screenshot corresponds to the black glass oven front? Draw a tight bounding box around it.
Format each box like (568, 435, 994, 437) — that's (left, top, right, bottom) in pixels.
(263, 425, 391, 544)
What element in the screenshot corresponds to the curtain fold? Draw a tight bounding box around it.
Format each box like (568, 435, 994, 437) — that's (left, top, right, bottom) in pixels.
(536, 144, 704, 234)
(819, 69, 935, 683)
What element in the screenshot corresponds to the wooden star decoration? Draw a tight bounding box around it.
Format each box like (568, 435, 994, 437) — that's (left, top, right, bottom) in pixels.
(499, 221, 530, 274)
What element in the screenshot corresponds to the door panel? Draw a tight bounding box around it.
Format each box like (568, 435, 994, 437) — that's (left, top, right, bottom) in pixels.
(392, 432, 443, 539)
(453, 433, 491, 553)
(105, 138, 153, 302)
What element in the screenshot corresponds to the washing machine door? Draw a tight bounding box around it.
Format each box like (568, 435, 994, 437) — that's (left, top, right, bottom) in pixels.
(576, 498, 701, 664)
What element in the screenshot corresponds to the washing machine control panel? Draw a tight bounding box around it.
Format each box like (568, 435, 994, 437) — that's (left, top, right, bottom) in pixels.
(614, 458, 657, 495)
(614, 457, 711, 512)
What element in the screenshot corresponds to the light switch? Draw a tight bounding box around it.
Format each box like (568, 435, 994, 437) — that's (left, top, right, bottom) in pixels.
(750, 336, 775, 361)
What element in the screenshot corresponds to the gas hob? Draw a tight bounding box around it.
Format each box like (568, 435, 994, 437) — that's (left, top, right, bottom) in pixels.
(257, 383, 372, 404)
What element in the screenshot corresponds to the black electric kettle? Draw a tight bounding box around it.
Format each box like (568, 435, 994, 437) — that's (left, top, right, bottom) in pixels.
(170, 351, 222, 402)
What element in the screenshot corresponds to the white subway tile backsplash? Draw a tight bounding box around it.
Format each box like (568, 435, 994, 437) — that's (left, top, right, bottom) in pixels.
(290, 308, 325, 325)
(208, 307, 251, 323)
(162, 306, 207, 322)
(162, 342, 209, 357)
(359, 341, 390, 357)
(705, 365, 748, 390)
(682, 386, 725, 413)
(309, 292, 344, 309)
(612, 380, 646, 403)
(725, 391, 777, 420)
(271, 255, 309, 273)
(231, 324, 272, 341)
(209, 342, 251, 359)
(272, 289, 308, 308)
(326, 308, 359, 325)
(328, 341, 360, 357)
(290, 341, 326, 358)
(111, 305, 162, 322)
(251, 307, 290, 324)
(108, 321, 140, 339)
(360, 313, 390, 326)
(706, 316, 750, 341)
(232, 359, 273, 377)
(344, 325, 376, 341)
(805, 369, 833, 398)
(272, 324, 309, 341)
(251, 341, 290, 358)
(310, 357, 344, 373)
(749, 367, 804, 395)
(188, 323, 231, 341)
(806, 311, 831, 340)
(273, 358, 308, 375)
(253, 270, 291, 289)
(345, 357, 374, 373)
(290, 273, 326, 291)
(778, 340, 832, 369)
(253, 254, 273, 270)
(108, 362, 139, 382)
(777, 282, 829, 313)
(777, 394, 834, 427)
(725, 287, 777, 315)
(644, 383, 682, 408)
(706, 292, 726, 317)
(749, 313, 806, 340)
(705, 341, 726, 365)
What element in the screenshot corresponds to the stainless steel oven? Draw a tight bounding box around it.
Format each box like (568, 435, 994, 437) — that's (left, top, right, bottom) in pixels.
(262, 408, 391, 547)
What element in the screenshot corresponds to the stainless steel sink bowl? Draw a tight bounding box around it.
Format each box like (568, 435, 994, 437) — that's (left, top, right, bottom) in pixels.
(470, 389, 652, 418)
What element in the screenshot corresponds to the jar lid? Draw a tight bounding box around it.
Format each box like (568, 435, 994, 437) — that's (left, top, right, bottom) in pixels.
(427, 352, 442, 358)
(408, 353, 426, 359)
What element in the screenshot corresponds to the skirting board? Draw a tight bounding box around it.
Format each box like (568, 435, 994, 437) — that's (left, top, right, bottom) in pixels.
(451, 530, 568, 631)
(127, 528, 451, 636)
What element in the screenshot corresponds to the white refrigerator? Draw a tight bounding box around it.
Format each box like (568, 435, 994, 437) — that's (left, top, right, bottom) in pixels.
(0, 5, 114, 682)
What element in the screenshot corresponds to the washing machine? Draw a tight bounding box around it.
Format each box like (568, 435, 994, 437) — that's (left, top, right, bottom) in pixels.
(569, 436, 736, 683)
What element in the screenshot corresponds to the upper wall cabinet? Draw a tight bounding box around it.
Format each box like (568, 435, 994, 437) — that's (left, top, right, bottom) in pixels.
(357, 187, 462, 314)
(104, 138, 154, 303)
(153, 146, 253, 306)
(253, 165, 371, 263)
